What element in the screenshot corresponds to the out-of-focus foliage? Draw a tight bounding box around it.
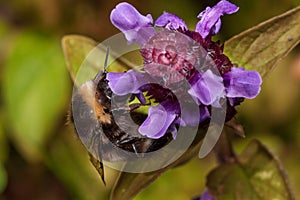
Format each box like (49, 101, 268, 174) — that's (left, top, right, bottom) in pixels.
(0, 0, 300, 199)
(0, 117, 7, 193)
(2, 31, 70, 161)
(207, 140, 293, 200)
(43, 127, 113, 199)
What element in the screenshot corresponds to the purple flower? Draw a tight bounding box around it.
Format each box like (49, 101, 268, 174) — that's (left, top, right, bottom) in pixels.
(195, 0, 239, 38)
(193, 190, 215, 200)
(110, 2, 155, 44)
(107, 70, 148, 95)
(188, 70, 225, 107)
(138, 100, 179, 139)
(155, 12, 188, 30)
(223, 67, 262, 99)
(107, 1, 261, 140)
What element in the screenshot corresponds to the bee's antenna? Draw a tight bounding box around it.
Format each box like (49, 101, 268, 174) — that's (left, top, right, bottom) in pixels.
(93, 46, 110, 83)
(104, 46, 110, 73)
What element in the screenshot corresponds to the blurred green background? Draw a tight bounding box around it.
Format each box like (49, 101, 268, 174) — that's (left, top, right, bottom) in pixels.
(0, 0, 300, 199)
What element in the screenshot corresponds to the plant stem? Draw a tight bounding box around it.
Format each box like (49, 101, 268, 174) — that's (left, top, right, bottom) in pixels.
(214, 130, 236, 164)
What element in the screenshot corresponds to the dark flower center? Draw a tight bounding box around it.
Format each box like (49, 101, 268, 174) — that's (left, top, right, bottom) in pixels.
(182, 30, 234, 75)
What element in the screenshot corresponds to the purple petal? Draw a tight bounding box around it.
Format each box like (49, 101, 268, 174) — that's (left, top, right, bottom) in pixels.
(193, 190, 215, 200)
(223, 67, 262, 99)
(138, 104, 177, 139)
(199, 105, 210, 123)
(195, 0, 239, 38)
(155, 12, 188, 30)
(228, 97, 244, 106)
(110, 2, 154, 44)
(180, 105, 200, 127)
(107, 70, 148, 95)
(188, 70, 225, 106)
(168, 120, 179, 139)
(134, 27, 156, 45)
(180, 105, 210, 126)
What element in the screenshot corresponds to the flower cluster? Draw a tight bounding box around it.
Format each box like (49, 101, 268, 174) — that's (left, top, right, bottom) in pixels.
(108, 0, 262, 139)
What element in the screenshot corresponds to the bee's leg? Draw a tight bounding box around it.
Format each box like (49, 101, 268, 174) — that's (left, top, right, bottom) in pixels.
(111, 103, 144, 112)
(132, 143, 143, 157)
(129, 103, 140, 111)
(111, 107, 130, 112)
(117, 137, 142, 157)
(129, 103, 151, 111)
(118, 137, 136, 145)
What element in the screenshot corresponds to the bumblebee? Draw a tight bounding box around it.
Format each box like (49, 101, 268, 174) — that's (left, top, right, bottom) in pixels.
(71, 49, 173, 184)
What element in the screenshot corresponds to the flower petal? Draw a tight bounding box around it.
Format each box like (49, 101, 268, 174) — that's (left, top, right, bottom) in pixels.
(193, 190, 215, 200)
(107, 70, 148, 95)
(180, 104, 210, 126)
(200, 105, 210, 123)
(180, 105, 200, 127)
(188, 70, 225, 106)
(155, 12, 187, 30)
(223, 67, 262, 99)
(195, 0, 239, 38)
(110, 2, 154, 43)
(138, 104, 177, 139)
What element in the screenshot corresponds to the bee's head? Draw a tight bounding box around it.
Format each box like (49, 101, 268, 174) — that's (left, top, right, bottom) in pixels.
(93, 70, 106, 85)
(94, 70, 112, 111)
(93, 46, 110, 85)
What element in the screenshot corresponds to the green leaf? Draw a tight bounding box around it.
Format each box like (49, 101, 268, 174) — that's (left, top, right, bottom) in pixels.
(224, 6, 300, 79)
(2, 32, 70, 161)
(62, 35, 138, 86)
(207, 140, 294, 200)
(62, 35, 99, 83)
